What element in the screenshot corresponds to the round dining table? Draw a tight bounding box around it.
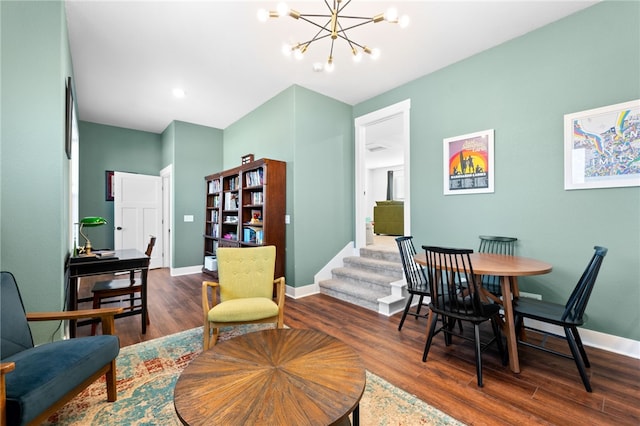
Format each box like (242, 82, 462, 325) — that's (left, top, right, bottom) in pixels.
(414, 252, 552, 373)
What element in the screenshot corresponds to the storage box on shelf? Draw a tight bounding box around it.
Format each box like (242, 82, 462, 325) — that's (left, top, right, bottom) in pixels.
(203, 158, 286, 279)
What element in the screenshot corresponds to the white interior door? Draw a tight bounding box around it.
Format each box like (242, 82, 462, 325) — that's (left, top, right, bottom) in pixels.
(114, 172, 163, 269)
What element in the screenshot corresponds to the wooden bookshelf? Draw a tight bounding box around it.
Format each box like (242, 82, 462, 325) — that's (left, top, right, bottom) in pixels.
(203, 158, 286, 279)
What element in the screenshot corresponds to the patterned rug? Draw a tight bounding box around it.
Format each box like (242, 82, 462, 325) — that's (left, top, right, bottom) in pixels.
(45, 325, 464, 425)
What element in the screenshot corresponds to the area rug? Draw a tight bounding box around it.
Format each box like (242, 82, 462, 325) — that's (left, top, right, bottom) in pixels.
(45, 325, 464, 425)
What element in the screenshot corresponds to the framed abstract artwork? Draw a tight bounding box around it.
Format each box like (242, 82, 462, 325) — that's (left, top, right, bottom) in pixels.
(564, 99, 640, 190)
(443, 129, 494, 195)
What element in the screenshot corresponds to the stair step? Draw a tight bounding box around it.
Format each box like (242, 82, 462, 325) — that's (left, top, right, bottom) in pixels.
(319, 279, 388, 312)
(343, 256, 403, 279)
(330, 267, 395, 291)
(360, 246, 401, 263)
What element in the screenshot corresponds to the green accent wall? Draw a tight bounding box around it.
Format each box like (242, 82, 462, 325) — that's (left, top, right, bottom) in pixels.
(224, 86, 353, 286)
(169, 121, 223, 267)
(0, 0, 73, 343)
(78, 121, 162, 249)
(353, 1, 640, 341)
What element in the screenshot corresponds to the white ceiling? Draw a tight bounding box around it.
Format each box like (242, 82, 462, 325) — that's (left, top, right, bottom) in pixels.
(65, 0, 598, 138)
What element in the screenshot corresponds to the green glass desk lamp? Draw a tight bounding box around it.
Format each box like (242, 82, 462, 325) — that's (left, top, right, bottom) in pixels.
(78, 216, 107, 255)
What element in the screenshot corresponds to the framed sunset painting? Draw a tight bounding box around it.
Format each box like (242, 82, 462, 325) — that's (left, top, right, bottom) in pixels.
(443, 129, 494, 195)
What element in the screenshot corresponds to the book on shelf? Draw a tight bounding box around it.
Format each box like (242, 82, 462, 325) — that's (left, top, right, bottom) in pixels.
(208, 179, 221, 194)
(251, 192, 264, 205)
(224, 192, 239, 210)
(245, 168, 264, 187)
(227, 176, 240, 191)
(243, 226, 264, 244)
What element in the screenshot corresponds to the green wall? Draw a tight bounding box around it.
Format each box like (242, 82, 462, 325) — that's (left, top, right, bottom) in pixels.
(354, 1, 640, 341)
(169, 121, 223, 267)
(223, 86, 352, 286)
(78, 121, 162, 249)
(0, 0, 73, 343)
(77, 120, 223, 268)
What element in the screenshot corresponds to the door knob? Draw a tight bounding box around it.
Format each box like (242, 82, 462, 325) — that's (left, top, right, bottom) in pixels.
(116, 226, 123, 230)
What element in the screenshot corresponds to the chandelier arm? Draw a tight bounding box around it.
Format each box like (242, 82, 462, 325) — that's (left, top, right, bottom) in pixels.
(299, 32, 333, 48)
(336, 0, 353, 15)
(335, 19, 375, 33)
(297, 16, 333, 34)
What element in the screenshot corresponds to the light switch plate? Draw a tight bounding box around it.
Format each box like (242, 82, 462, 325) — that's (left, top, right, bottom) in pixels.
(184, 215, 194, 222)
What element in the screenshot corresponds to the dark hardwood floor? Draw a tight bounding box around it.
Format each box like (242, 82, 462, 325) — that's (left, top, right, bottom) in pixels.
(76, 268, 640, 425)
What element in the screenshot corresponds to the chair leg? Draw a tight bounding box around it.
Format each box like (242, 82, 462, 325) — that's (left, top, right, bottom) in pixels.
(565, 327, 592, 392)
(398, 294, 414, 331)
(106, 359, 117, 402)
(415, 295, 425, 316)
(474, 323, 484, 387)
(491, 315, 507, 366)
(91, 295, 101, 336)
(570, 326, 590, 368)
(422, 311, 439, 362)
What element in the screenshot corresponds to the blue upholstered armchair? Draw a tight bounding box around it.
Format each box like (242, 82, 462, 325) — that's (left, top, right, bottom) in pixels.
(0, 271, 122, 426)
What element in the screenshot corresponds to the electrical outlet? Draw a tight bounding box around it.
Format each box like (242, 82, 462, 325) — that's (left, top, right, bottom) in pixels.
(284, 215, 290, 224)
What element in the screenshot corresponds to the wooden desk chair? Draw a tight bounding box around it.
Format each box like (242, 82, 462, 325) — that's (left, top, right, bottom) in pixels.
(421, 246, 506, 387)
(90, 236, 156, 335)
(478, 235, 518, 302)
(202, 246, 285, 350)
(514, 246, 607, 392)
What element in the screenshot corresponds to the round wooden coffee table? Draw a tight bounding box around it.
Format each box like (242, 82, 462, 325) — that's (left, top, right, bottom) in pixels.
(174, 328, 366, 425)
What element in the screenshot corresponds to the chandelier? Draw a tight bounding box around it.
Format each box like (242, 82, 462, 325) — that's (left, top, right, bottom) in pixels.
(258, 1, 409, 72)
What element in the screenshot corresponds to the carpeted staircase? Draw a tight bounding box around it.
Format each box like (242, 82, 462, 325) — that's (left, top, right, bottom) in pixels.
(319, 245, 407, 315)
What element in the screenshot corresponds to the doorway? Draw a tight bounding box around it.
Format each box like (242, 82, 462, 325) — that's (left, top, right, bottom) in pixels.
(113, 171, 163, 269)
(354, 99, 411, 249)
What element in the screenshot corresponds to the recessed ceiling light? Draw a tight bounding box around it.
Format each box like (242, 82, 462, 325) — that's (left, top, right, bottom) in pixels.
(173, 88, 186, 98)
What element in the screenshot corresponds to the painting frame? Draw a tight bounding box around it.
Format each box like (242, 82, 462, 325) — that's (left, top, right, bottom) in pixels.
(564, 99, 640, 190)
(105, 170, 114, 201)
(443, 129, 495, 195)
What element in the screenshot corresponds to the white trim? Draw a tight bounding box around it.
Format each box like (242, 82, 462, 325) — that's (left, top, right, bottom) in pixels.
(314, 241, 358, 284)
(354, 99, 411, 249)
(286, 283, 319, 299)
(525, 319, 640, 360)
(171, 265, 203, 276)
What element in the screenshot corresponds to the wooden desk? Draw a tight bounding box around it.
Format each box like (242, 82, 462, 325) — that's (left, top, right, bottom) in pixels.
(414, 252, 552, 373)
(66, 249, 150, 337)
(174, 329, 366, 426)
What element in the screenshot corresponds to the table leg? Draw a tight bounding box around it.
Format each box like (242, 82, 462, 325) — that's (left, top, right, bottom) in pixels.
(68, 276, 79, 338)
(352, 403, 359, 426)
(141, 267, 148, 334)
(501, 276, 520, 373)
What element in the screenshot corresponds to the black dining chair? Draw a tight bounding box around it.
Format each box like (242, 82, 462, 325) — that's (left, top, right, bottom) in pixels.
(478, 235, 518, 300)
(395, 237, 430, 330)
(513, 246, 607, 392)
(421, 246, 505, 387)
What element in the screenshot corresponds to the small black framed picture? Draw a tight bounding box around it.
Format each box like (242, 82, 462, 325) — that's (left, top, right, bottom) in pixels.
(65, 76, 74, 159)
(106, 170, 114, 201)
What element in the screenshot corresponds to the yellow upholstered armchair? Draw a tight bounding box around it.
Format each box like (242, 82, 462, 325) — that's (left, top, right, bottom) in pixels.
(202, 246, 285, 350)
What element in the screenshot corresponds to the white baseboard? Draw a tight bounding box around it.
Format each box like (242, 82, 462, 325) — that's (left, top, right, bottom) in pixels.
(526, 319, 640, 360)
(171, 265, 205, 276)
